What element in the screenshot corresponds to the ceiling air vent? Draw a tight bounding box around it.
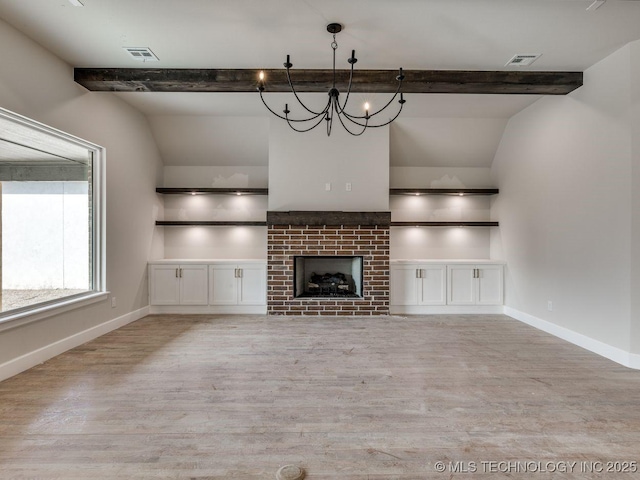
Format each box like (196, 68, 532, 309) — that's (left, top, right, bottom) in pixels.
(123, 47, 159, 62)
(505, 54, 541, 67)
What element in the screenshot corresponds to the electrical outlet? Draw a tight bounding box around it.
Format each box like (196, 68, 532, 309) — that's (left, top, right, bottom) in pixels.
(547, 301, 553, 311)
(346, 182, 352, 191)
(325, 183, 331, 191)
(111, 297, 117, 308)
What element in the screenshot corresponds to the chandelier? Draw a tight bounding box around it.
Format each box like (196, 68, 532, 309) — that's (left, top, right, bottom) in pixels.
(257, 23, 406, 137)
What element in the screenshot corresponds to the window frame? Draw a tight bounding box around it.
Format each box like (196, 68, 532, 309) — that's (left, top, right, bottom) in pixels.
(0, 108, 107, 332)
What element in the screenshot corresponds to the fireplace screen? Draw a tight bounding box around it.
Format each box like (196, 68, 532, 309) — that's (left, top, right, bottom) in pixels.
(294, 256, 363, 298)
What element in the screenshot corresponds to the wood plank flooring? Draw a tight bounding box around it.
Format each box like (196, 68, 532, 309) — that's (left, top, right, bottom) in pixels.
(1, 314, 639, 479)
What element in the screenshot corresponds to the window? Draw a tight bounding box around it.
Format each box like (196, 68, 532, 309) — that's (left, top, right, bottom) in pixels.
(0, 108, 105, 323)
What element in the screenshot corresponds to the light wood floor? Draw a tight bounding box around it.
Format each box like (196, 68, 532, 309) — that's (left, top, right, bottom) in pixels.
(1, 314, 639, 479)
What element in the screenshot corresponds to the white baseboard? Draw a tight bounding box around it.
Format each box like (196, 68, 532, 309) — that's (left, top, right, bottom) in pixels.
(390, 305, 505, 315)
(0, 306, 150, 382)
(504, 306, 640, 370)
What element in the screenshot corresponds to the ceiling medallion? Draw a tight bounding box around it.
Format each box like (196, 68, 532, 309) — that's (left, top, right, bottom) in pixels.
(257, 22, 406, 137)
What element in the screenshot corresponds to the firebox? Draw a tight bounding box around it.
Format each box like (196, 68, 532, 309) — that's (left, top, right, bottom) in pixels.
(294, 256, 363, 298)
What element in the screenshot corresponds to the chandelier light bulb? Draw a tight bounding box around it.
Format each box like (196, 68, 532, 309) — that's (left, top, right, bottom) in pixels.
(259, 71, 264, 81)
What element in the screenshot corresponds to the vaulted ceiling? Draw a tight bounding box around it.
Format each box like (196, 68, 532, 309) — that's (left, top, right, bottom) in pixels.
(1, 0, 639, 168)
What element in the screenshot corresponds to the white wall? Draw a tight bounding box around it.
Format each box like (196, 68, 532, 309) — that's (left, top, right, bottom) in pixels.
(391, 195, 492, 223)
(391, 227, 491, 260)
(631, 42, 640, 356)
(268, 121, 389, 211)
(0, 17, 163, 366)
(491, 44, 634, 352)
(163, 166, 268, 188)
(162, 193, 267, 223)
(390, 117, 508, 167)
(148, 116, 268, 167)
(163, 226, 266, 260)
(2, 182, 88, 289)
(390, 167, 494, 188)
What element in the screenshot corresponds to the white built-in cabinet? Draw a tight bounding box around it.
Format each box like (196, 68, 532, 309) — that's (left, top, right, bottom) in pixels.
(149, 264, 209, 306)
(148, 260, 267, 314)
(447, 264, 504, 306)
(209, 263, 266, 306)
(390, 264, 446, 306)
(390, 261, 503, 314)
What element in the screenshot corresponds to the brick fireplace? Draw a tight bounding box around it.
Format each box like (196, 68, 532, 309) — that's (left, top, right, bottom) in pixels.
(266, 211, 390, 315)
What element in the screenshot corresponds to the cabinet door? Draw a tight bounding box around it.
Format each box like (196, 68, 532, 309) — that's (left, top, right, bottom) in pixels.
(238, 264, 266, 305)
(390, 265, 419, 306)
(179, 264, 209, 305)
(149, 265, 180, 305)
(418, 265, 446, 305)
(447, 265, 476, 305)
(209, 265, 239, 305)
(476, 265, 503, 305)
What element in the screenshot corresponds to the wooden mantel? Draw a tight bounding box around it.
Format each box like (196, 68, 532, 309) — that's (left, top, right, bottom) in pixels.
(74, 68, 582, 95)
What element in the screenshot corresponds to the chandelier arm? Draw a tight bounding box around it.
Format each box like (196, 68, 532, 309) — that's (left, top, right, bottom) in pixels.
(366, 81, 403, 118)
(334, 98, 368, 136)
(285, 68, 326, 116)
(338, 80, 403, 120)
(335, 112, 368, 136)
(259, 90, 330, 122)
(285, 112, 330, 133)
(336, 59, 356, 113)
(340, 100, 405, 128)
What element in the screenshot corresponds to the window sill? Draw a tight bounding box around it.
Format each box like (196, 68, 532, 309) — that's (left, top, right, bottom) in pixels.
(0, 292, 109, 333)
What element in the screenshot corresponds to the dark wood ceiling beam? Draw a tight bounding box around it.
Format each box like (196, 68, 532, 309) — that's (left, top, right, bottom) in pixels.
(74, 68, 582, 95)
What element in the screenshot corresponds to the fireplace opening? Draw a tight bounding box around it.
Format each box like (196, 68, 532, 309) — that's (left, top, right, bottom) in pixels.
(294, 256, 364, 298)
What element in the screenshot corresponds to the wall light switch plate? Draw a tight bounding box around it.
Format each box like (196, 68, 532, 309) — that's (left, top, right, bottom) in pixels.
(325, 183, 331, 191)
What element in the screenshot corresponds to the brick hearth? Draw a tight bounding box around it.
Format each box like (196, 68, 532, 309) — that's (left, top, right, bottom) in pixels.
(267, 212, 390, 316)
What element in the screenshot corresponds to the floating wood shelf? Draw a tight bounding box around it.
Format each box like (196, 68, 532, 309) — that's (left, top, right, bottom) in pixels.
(157, 188, 498, 196)
(389, 188, 499, 196)
(390, 221, 499, 227)
(156, 188, 268, 195)
(156, 221, 267, 226)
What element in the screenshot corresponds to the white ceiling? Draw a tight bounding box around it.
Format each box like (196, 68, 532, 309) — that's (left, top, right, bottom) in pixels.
(2, 0, 639, 70)
(1, 0, 639, 167)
